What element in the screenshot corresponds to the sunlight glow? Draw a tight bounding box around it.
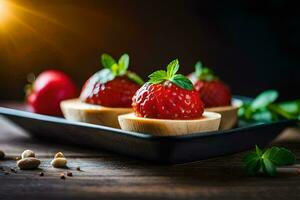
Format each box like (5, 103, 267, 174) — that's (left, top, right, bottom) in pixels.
(0, 0, 75, 58)
(0, 0, 9, 23)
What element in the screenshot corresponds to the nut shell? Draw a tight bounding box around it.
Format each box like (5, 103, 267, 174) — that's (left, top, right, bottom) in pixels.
(21, 150, 35, 159)
(51, 158, 67, 168)
(54, 152, 65, 158)
(17, 158, 40, 170)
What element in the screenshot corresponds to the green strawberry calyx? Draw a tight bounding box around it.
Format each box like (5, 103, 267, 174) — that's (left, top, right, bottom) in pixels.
(148, 59, 194, 90)
(194, 61, 218, 81)
(94, 53, 144, 85)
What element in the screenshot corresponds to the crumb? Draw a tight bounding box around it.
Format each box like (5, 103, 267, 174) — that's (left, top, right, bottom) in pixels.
(60, 173, 66, 179)
(67, 171, 73, 177)
(39, 172, 44, 176)
(76, 167, 81, 171)
(10, 168, 17, 173)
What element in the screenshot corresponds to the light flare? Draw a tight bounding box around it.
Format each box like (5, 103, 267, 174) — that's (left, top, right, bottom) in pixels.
(0, 0, 9, 23)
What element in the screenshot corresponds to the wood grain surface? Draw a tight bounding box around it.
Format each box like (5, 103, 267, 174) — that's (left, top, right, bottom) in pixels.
(1, 116, 300, 200)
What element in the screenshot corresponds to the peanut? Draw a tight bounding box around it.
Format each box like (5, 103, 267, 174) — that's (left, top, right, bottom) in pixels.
(21, 150, 35, 159)
(17, 157, 40, 170)
(51, 152, 67, 168)
(0, 150, 4, 159)
(54, 152, 65, 158)
(51, 157, 67, 168)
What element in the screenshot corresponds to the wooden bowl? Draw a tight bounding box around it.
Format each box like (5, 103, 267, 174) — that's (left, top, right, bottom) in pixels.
(118, 112, 221, 136)
(205, 99, 243, 130)
(60, 99, 132, 128)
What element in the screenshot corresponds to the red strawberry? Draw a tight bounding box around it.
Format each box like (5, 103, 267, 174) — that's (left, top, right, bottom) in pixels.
(27, 70, 77, 116)
(189, 61, 231, 108)
(132, 59, 204, 119)
(81, 76, 141, 107)
(80, 53, 144, 107)
(194, 80, 231, 108)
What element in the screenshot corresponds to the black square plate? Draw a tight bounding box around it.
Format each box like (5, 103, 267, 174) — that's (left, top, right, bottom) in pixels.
(0, 97, 297, 164)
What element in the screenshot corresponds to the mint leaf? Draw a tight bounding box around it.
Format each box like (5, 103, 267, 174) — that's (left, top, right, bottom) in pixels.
(101, 54, 116, 69)
(251, 90, 279, 110)
(100, 53, 143, 84)
(264, 147, 296, 166)
(148, 59, 194, 90)
(148, 70, 167, 84)
(166, 59, 179, 79)
(255, 145, 263, 156)
(171, 74, 194, 90)
(252, 109, 275, 122)
(243, 145, 296, 177)
(262, 157, 276, 176)
(268, 100, 300, 120)
(194, 61, 203, 77)
(243, 152, 262, 175)
(277, 100, 300, 115)
(118, 54, 129, 75)
(194, 61, 217, 81)
(239, 90, 286, 122)
(110, 63, 120, 75)
(127, 71, 144, 85)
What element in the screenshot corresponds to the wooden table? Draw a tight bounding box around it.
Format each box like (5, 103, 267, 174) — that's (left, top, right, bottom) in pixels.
(1, 116, 300, 200)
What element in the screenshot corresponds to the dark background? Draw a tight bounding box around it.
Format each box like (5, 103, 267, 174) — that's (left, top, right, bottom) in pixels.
(0, 0, 299, 101)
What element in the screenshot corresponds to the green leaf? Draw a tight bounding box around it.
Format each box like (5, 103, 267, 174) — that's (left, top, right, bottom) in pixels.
(243, 152, 261, 175)
(118, 54, 129, 75)
(101, 54, 117, 69)
(148, 70, 168, 84)
(238, 103, 254, 121)
(270, 100, 300, 120)
(166, 59, 179, 78)
(148, 59, 195, 90)
(255, 145, 263, 157)
(251, 90, 279, 110)
(243, 145, 296, 177)
(171, 74, 194, 90)
(126, 71, 145, 85)
(110, 63, 120, 75)
(264, 147, 296, 166)
(194, 61, 203, 77)
(268, 104, 295, 120)
(246, 158, 262, 175)
(278, 100, 300, 114)
(194, 61, 217, 81)
(262, 158, 276, 176)
(252, 109, 275, 122)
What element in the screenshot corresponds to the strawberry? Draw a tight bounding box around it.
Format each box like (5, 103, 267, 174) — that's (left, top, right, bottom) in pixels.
(80, 53, 144, 107)
(188, 61, 231, 108)
(132, 59, 204, 119)
(27, 70, 77, 116)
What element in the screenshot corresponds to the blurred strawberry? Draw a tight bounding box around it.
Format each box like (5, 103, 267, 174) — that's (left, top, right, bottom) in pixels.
(188, 61, 231, 108)
(26, 70, 77, 116)
(80, 53, 144, 107)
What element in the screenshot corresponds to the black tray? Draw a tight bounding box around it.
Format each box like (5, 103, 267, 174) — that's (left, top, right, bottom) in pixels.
(0, 97, 297, 164)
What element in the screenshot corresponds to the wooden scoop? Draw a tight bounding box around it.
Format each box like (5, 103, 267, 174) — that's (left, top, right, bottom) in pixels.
(118, 112, 221, 136)
(205, 99, 243, 130)
(60, 99, 132, 128)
